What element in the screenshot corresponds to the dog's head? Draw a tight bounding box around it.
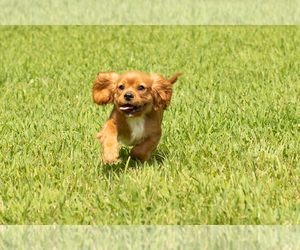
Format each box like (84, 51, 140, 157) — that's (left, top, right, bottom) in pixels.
(93, 71, 182, 117)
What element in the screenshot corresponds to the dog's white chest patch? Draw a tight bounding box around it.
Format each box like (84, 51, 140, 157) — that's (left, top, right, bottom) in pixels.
(126, 116, 145, 143)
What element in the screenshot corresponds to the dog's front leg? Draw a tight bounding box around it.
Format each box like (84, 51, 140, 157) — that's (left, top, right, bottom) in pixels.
(130, 132, 161, 162)
(95, 119, 119, 164)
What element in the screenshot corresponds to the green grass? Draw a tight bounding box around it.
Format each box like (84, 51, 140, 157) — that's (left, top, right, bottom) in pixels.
(0, 26, 300, 224)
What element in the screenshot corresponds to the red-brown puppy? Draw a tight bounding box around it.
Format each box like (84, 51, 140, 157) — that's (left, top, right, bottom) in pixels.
(93, 70, 182, 164)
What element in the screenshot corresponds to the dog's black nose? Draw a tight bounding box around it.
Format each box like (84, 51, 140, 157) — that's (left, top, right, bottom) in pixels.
(124, 93, 134, 101)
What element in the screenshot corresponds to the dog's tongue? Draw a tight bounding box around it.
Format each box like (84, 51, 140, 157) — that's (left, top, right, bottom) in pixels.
(120, 105, 134, 111)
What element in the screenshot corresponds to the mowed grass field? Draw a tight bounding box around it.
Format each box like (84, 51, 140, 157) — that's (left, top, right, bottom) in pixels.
(0, 26, 300, 224)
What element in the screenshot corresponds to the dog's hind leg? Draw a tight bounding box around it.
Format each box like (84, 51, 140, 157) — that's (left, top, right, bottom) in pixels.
(130, 132, 161, 163)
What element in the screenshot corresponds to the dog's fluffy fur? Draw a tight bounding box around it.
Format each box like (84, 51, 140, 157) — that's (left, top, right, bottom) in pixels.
(93, 70, 182, 163)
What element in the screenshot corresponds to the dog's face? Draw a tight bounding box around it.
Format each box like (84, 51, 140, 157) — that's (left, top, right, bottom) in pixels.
(115, 71, 155, 117)
(93, 71, 182, 117)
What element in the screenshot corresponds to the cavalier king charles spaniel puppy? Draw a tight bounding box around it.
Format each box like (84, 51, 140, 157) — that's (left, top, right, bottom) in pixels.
(93, 70, 182, 164)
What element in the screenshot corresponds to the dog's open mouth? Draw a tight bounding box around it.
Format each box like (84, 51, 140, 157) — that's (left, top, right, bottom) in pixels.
(119, 104, 145, 115)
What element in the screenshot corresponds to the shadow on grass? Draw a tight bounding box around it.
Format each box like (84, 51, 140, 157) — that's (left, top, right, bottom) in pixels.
(150, 146, 169, 165)
(100, 146, 169, 176)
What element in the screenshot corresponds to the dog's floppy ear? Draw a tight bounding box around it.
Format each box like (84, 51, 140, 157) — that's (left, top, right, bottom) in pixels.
(151, 73, 182, 111)
(93, 71, 119, 105)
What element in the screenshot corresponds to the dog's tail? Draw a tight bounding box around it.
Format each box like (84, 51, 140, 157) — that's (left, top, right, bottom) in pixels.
(168, 72, 183, 84)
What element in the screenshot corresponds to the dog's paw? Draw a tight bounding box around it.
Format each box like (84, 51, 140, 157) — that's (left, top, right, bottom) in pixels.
(130, 148, 151, 163)
(103, 151, 119, 164)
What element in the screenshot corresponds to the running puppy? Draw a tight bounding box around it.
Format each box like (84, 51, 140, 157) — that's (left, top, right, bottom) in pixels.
(93, 70, 182, 163)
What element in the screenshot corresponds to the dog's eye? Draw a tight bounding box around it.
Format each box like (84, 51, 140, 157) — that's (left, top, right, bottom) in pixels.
(138, 85, 145, 91)
(119, 85, 124, 90)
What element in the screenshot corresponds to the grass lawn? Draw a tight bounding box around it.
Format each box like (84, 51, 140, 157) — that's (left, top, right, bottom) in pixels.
(0, 26, 300, 224)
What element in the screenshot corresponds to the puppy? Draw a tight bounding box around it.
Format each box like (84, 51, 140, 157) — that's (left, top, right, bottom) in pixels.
(93, 70, 182, 164)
